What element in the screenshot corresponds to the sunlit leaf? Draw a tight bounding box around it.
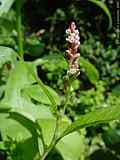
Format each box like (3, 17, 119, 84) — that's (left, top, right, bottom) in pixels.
(0, 113, 31, 140)
(2, 61, 36, 108)
(37, 118, 56, 146)
(37, 116, 71, 146)
(24, 84, 60, 106)
(56, 132, 83, 160)
(62, 106, 120, 137)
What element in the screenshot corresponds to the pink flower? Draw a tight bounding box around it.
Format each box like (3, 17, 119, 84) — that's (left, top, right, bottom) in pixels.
(65, 22, 80, 75)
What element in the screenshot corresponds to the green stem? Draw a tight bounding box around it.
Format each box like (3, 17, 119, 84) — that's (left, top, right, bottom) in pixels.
(16, 0, 24, 58)
(40, 76, 73, 160)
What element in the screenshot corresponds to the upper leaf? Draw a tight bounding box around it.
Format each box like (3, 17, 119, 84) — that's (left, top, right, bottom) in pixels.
(62, 106, 120, 137)
(88, 0, 112, 30)
(80, 57, 99, 84)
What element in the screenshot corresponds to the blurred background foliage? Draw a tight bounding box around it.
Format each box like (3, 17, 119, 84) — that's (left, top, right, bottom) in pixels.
(0, 0, 120, 160)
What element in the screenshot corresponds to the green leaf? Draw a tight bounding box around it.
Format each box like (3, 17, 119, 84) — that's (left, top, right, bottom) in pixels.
(2, 61, 36, 108)
(57, 116, 71, 137)
(37, 116, 70, 146)
(62, 106, 120, 137)
(24, 84, 60, 106)
(26, 36, 45, 57)
(0, 113, 31, 140)
(27, 61, 58, 113)
(0, 142, 5, 150)
(13, 103, 55, 123)
(112, 85, 120, 96)
(56, 132, 83, 160)
(37, 118, 56, 146)
(1, 60, 55, 118)
(1, 61, 56, 122)
(0, 46, 17, 68)
(34, 53, 67, 71)
(0, 61, 56, 157)
(0, 104, 50, 155)
(88, 0, 112, 30)
(80, 57, 99, 84)
(11, 137, 39, 160)
(103, 128, 120, 147)
(0, 0, 15, 16)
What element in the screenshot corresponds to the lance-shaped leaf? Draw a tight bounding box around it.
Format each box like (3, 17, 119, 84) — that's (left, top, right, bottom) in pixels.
(80, 57, 99, 84)
(62, 106, 120, 137)
(88, 0, 112, 30)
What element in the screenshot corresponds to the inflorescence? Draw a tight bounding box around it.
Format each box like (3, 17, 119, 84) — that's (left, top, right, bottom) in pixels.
(65, 22, 80, 76)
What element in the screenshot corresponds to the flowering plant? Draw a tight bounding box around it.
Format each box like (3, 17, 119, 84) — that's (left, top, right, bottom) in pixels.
(0, 3, 120, 159)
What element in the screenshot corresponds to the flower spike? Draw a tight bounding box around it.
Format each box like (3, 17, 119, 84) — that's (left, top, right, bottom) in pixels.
(65, 22, 80, 76)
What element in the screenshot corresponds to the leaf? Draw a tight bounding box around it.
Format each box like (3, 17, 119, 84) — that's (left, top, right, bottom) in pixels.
(2, 61, 36, 108)
(37, 116, 70, 146)
(0, 46, 17, 68)
(27, 61, 58, 113)
(34, 53, 67, 71)
(57, 116, 71, 137)
(88, 0, 112, 30)
(0, 60, 59, 157)
(0, 113, 31, 140)
(0, 104, 50, 155)
(112, 85, 120, 96)
(24, 84, 60, 106)
(0, 61, 56, 157)
(0, 103, 11, 112)
(103, 128, 120, 147)
(0, 142, 5, 150)
(11, 137, 39, 160)
(0, 0, 15, 16)
(26, 36, 45, 57)
(1, 60, 55, 119)
(1, 61, 56, 122)
(37, 118, 56, 146)
(13, 103, 55, 123)
(80, 57, 99, 84)
(56, 132, 83, 160)
(62, 106, 120, 137)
